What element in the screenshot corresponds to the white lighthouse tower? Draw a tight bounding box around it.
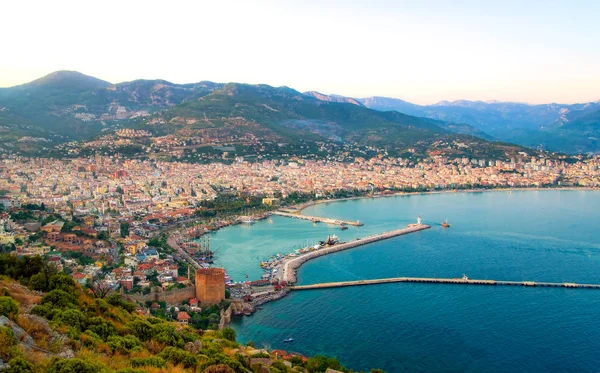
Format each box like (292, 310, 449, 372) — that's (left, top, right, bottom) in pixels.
(417, 214, 422, 225)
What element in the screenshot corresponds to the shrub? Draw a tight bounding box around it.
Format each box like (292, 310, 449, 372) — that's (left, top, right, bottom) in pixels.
(272, 361, 289, 372)
(4, 357, 36, 373)
(158, 346, 198, 369)
(58, 309, 87, 332)
(41, 290, 78, 309)
(48, 273, 76, 292)
(107, 335, 142, 355)
(221, 327, 236, 342)
(86, 317, 116, 341)
(130, 357, 166, 368)
(203, 364, 236, 373)
(200, 353, 246, 373)
(0, 296, 19, 318)
(305, 356, 344, 373)
(126, 320, 153, 342)
(251, 352, 270, 358)
(151, 324, 184, 348)
(46, 358, 102, 373)
(0, 326, 16, 360)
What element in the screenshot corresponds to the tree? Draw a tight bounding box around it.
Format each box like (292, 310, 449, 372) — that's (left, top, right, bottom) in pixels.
(221, 327, 236, 342)
(86, 274, 112, 299)
(120, 222, 130, 238)
(41, 290, 78, 309)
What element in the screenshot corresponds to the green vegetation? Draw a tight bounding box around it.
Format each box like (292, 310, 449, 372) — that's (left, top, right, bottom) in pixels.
(0, 253, 387, 372)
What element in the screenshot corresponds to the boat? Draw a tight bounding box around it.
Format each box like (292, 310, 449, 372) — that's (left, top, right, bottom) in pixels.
(325, 235, 339, 245)
(238, 216, 255, 224)
(284, 338, 294, 343)
(441, 218, 450, 228)
(340, 225, 348, 230)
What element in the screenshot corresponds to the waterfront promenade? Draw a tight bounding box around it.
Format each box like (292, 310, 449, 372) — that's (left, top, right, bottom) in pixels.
(276, 224, 431, 283)
(272, 210, 363, 226)
(291, 277, 600, 290)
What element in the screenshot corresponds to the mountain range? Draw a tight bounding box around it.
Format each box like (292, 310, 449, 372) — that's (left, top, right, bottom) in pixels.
(314, 94, 600, 154)
(0, 70, 595, 157)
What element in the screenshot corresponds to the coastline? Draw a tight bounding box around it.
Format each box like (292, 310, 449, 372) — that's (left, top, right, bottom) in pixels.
(291, 186, 599, 213)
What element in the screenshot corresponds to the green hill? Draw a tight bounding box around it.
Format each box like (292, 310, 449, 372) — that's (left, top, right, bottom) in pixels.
(0, 253, 375, 373)
(0, 71, 532, 159)
(141, 82, 528, 158)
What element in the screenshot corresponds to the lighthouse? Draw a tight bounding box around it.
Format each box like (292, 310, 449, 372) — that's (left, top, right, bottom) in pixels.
(417, 215, 422, 225)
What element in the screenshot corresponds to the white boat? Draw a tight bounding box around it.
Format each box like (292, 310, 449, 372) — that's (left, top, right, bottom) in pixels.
(238, 216, 255, 224)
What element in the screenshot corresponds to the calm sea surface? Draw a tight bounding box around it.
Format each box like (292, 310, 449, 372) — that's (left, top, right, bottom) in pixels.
(212, 191, 600, 372)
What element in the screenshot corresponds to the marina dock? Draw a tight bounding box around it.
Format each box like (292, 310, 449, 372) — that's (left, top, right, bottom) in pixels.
(276, 224, 431, 283)
(291, 277, 600, 290)
(272, 211, 363, 226)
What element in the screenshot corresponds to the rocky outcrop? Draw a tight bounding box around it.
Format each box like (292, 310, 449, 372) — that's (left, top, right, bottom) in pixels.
(185, 340, 203, 354)
(0, 315, 34, 345)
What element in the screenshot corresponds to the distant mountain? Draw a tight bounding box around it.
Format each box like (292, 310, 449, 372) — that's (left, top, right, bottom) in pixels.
(0, 71, 532, 159)
(303, 91, 364, 106)
(348, 96, 600, 153)
(139, 82, 529, 159)
(0, 71, 223, 152)
(358, 96, 424, 115)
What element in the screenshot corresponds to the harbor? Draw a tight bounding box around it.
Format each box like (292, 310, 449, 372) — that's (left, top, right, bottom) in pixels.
(264, 221, 431, 284)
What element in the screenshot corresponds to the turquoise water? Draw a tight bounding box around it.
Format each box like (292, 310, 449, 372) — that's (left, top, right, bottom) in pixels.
(216, 191, 600, 372)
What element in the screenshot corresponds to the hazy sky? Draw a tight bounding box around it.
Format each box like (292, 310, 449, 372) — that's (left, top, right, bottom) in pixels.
(2, 0, 599, 104)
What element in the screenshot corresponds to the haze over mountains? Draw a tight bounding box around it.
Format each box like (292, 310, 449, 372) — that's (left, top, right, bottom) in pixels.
(305, 92, 600, 154)
(0, 70, 597, 156)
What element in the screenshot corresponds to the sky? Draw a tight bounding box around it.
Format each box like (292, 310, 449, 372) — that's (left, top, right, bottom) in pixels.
(1, 0, 599, 105)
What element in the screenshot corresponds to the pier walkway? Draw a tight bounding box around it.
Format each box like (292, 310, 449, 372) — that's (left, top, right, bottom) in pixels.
(272, 211, 363, 226)
(277, 224, 431, 283)
(291, 277, 600, 290)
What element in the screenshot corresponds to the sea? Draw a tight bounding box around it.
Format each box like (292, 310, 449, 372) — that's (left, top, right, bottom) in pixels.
(208, 190, 600, 373)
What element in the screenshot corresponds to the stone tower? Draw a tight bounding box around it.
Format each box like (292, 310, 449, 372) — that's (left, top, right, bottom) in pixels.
(195, 268, 225, 304)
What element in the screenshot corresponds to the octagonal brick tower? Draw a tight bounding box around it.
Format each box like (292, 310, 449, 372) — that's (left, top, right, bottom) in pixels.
(195, 267, 225, 304)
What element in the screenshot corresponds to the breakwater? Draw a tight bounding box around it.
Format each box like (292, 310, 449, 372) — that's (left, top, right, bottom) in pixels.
(277, 224, 431, 283)
(271, 211, 363, 226)
(291, 277, 600, 290)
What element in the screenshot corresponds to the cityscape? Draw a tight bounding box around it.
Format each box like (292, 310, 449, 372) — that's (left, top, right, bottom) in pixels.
(1, 1, 599, 373)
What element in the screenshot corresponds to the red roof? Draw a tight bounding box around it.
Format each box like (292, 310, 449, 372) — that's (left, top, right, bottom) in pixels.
(189, 298, 198, 305)
(177, 311, 190, 320)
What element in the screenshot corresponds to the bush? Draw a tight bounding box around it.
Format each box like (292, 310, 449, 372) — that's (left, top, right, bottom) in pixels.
(158, 346, 198, 369)
(86, 317, 116, 341)
(0, 326, 16, 360)
(221, 327, 236, 342)
(106, 294, 136, 313)
(48, 273, 76, 292)
(305, 356, 344, 373)
(251, 352, 270, 358)
(41, 290, 78, 309)
(4, 357, 36, 373)
(126, 320, 153, 342)
(200, 353, 246, 373)
(0, 296, 19, 318)
(47, 358, 102, 373)
(203, 365, 236, 373)
(130, 357, 166, 368)
(272, 361, 289, 372)
(151, 324, 184, 348)
(107, 335, 142, 355)
(58, 309, 87, 332)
